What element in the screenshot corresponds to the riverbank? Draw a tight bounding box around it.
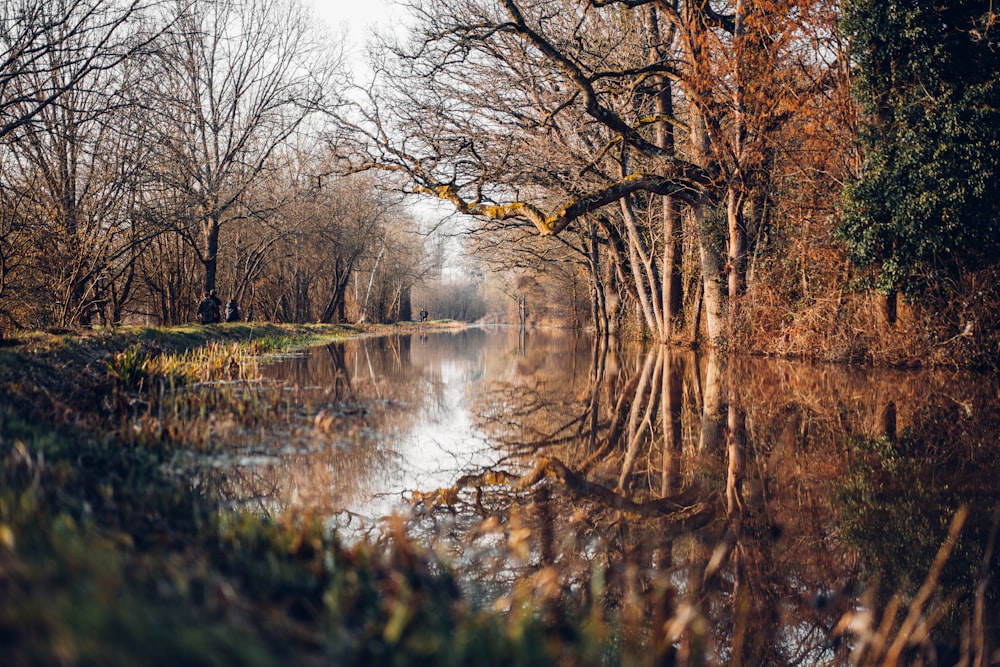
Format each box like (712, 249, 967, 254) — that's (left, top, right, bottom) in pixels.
(0, 320, 465, 425)
(0, 320, 578, 667)
(2, 322, 988, 665)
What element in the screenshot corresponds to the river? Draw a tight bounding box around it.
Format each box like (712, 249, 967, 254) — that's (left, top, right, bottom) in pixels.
(194, 326, 1000, 663)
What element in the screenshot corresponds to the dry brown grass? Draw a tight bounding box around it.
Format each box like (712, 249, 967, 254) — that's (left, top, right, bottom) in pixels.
(734, 264, 1000, 371)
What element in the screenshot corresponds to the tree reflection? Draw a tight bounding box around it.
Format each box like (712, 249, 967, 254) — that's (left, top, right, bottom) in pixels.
(404, 334, 1000, 664)
(192, 335, 454, 528)
(184, 329, 999, 663)
(837, 392, 1000, 662)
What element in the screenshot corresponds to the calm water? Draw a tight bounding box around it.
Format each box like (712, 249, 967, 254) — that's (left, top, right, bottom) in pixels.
(201, 327, 1000, 662)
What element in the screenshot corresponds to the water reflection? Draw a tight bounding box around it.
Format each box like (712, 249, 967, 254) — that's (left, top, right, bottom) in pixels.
(202, 331, 505, 531)
(203, 327, 1000, 662)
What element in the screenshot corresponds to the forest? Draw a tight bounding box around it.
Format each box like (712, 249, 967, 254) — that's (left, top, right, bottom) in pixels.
(1, 0, 998, 368)
(3, 2, 1000, 664)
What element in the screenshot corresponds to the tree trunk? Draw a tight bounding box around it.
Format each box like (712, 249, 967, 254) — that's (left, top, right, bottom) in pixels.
(728, 0, 748, 310)
(699, 216, 726, 345)
(661, 349, 683, 496)
(398, 285, 412, 322)
(619, 195, 666, 341)
(698, 352, 726, 453)
(358, 246, 385, 323)
(689, 276, 703, 345)
(727, 186, 746, 303)
(645, 5, 683, 341)
(664, 195, 683, 333)
(690, 101, 727, 346)
(879, 291, 897, 326)
(202, 218, 220, 293)
(321, 259, 353, 324)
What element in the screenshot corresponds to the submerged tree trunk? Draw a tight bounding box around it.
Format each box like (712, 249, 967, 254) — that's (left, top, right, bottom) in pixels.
(726, 402, 746, 516)
(698, 352, 726, 453)
(661, 349, 683, 495)
(617, 349, 661, 494)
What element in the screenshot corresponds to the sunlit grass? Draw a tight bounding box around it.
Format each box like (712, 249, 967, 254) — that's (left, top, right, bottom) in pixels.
(0, 321, 588, 666)
(146, 340, 260, 384)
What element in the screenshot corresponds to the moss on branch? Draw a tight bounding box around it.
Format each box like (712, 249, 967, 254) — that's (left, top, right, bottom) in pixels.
(420, 172, 707, 236)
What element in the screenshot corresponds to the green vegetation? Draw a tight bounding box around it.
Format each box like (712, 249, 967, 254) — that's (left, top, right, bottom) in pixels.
(839, 0, 1000, 297)
(1, 401, 543, 666)
(840, 435, 990, 596)
(3, 320, 997, 664)
(0, 322, 660, 667)
(838, 412, 1000, 658)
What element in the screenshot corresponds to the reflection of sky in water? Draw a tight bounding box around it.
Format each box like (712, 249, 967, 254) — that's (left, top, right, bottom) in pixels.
(218, 329, 533, 536)
(206, 329, 1000, 658)
(359, 356, 497, 522)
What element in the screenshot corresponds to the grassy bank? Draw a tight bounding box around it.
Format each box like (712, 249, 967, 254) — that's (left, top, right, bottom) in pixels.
(0, 321, 582, 667)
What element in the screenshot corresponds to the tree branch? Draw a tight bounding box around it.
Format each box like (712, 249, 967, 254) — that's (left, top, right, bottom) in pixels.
(423, 171, 708, 236)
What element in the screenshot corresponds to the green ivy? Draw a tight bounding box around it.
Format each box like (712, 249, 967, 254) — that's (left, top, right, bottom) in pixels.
(838, 0, 1000, 297)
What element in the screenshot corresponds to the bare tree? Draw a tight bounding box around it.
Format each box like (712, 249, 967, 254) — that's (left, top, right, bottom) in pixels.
(0, 0, 161, 141)
(0, 0, 167, 327)
(145, 0, 344, 295)
(0, 0, 441, 331)
(344, 0, 709, 341)
(345, 0, 841, 346)
(305, 174, 399, 324)
(237, 162, 409, 325)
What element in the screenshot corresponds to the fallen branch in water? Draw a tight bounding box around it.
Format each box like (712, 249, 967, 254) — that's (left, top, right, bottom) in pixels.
(411, 456, 716, 528)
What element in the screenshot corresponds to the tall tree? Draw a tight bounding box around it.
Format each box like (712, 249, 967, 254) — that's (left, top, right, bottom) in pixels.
(349, 0, 834, 345)
(147, 0, 342, 295)
(0, 0, 159, 141)
(0, 0, 164, 327)
(6, 40, 152, 325)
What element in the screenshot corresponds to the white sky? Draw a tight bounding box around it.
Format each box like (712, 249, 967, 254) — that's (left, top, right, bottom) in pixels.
(307, 0, 402, 72)
(306, 0, 458, 229)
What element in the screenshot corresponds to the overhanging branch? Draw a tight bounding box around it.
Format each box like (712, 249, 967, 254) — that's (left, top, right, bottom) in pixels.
(350, 154, 708, 236)
(422, 170, 708, 236)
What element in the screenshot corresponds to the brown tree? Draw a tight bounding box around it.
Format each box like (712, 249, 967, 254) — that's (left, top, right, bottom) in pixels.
(0, 0, 166, 328)
(346, 0, 848, 347)
(145, 0, 343, 295)
(0, 0, 160, 141)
